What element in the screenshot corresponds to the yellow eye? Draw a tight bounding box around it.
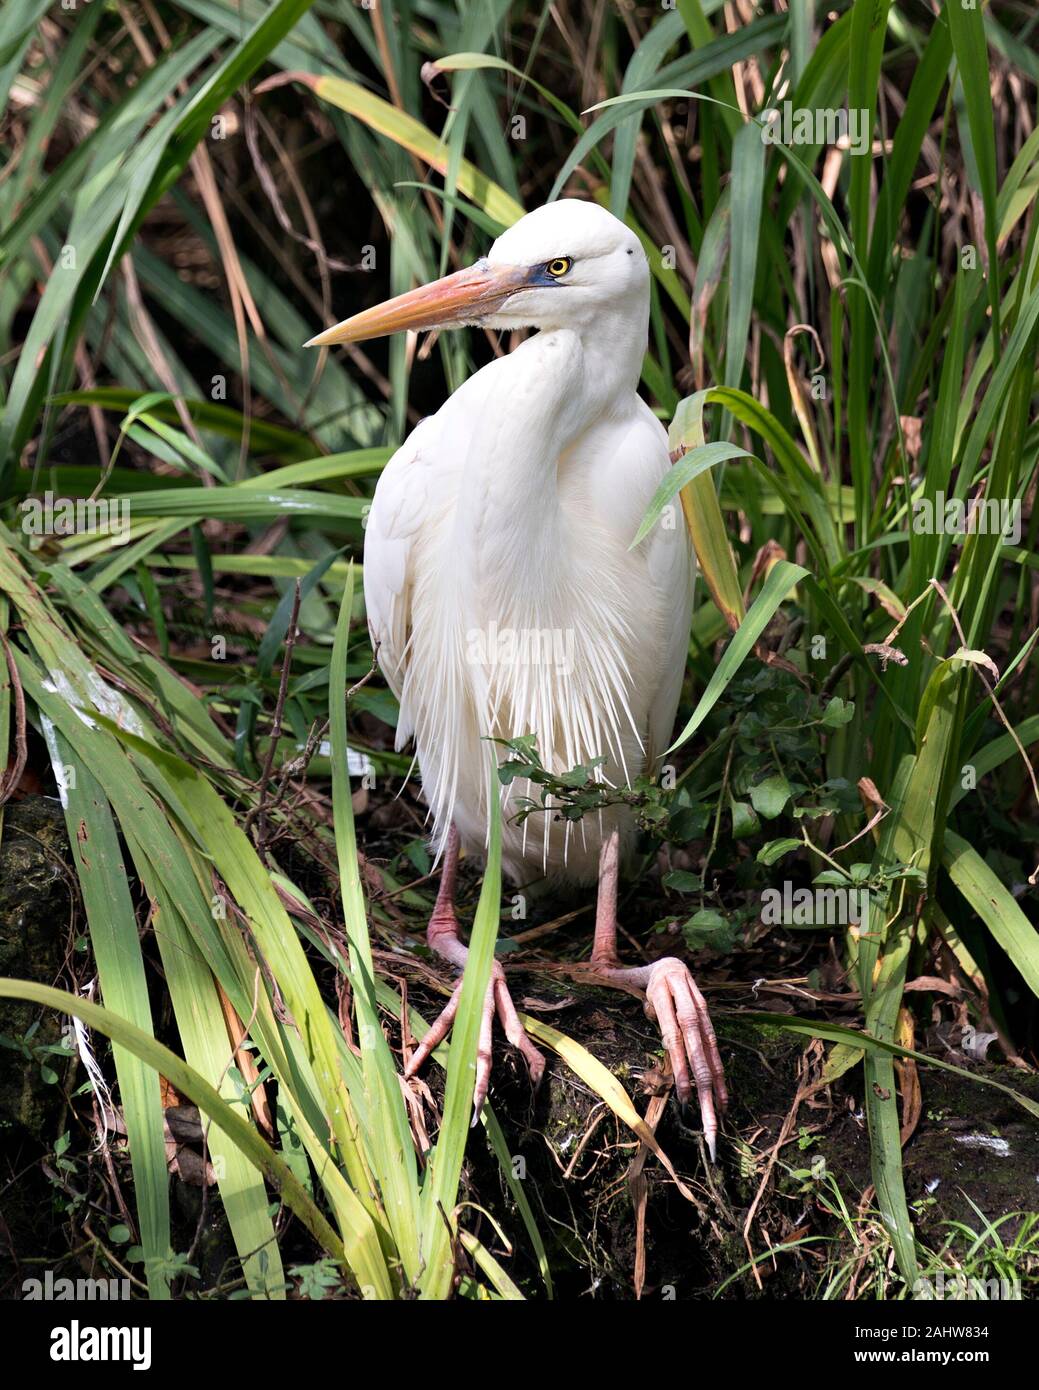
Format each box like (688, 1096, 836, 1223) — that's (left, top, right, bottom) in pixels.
(546, 257, 572, 278)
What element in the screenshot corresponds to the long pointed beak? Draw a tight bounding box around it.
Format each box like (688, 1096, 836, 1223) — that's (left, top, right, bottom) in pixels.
(304, 260, 534, 348)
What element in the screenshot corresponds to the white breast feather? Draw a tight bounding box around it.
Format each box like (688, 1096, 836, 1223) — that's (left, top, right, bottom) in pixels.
(363, 360, 693, 885)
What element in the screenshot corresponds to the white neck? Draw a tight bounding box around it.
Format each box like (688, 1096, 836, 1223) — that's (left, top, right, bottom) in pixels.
(449, 297, 648, 589)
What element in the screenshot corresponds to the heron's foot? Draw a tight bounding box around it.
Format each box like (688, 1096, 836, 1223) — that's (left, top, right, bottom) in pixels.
(405, 959, 545, 1120)
(643, 957, 727, 1158)
(589, 954, 727, 1159)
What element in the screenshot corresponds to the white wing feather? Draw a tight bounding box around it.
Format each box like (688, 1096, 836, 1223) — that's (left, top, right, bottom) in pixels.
(363, 415, 447, 748)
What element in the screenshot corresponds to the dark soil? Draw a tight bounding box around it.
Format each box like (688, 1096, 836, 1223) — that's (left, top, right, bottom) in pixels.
(404, 957, 1039, 1299)
(2, 794, 1037, 1299)
(0, 795, 78, 1289)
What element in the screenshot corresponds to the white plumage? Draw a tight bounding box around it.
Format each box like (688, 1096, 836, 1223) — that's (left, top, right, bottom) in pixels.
(361, 202, 694, 883)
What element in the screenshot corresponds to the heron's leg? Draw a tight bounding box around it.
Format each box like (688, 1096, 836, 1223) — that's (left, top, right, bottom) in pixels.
(589, 823, 622, 967)
(426, 825, 464, 966)
(405, 826, 545, 1116)
(586, 829, 727, 1160)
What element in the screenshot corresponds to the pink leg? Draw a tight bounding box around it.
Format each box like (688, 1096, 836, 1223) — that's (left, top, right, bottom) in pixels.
(405, 827, 545, 1119)
(587, 829, 727, 1160)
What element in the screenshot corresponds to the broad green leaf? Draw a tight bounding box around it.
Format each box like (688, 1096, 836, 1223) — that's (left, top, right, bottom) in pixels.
(944, 831, 1039, 1001)
(670, 560, 809, 752)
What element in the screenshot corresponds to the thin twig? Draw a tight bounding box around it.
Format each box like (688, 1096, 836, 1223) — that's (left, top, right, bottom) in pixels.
(242, 99, 354, 276)
(347, 638, 381, 699)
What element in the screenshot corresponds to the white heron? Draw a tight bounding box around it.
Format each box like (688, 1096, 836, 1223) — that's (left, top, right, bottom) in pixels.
(307, 199, 726, 1156)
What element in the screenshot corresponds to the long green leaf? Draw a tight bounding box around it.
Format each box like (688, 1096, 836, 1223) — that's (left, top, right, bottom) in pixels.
(330, 570, 422, 1282)
(669, 560, 808, 751)
(944, 831, 1039, 1002)
(419, 767, 502, 1300)
(40, 735, 171, 1299)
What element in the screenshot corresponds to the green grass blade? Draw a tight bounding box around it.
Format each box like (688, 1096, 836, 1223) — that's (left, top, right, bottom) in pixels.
(946, 0, 1002, 346)
(419, 765, 502, 1300)
(741, 1013, 1039, 1124)
(669, 560, 809, 752)
(943, 831, 1039, 1001)
(668, 391, 747, 632)
(40, 734, 171, 1299)
(724, 120, 765, 397)
(143, 877, 286, 1299)
(330, 569, 422, 1282)
(631, 441, 756, 548)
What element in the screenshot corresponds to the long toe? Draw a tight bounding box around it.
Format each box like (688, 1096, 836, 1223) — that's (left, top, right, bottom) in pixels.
(494, 973, 546, 1088)
(645, 958, 725, 1161)
(405, 977, 463, 1077)
(470, 981, 497, 1122)
(406, 964, 545, 1123)
(684, 969, 728, 1112)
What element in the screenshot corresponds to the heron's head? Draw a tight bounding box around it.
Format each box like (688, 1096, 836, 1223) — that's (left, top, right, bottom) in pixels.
(304, 200, 648, 348)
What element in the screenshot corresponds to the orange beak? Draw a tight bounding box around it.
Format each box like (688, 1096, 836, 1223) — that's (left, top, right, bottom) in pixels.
(304, 260, 534, 347)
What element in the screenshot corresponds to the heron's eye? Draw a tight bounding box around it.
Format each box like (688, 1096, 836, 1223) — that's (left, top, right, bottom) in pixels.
(545, 257, 572, 278)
